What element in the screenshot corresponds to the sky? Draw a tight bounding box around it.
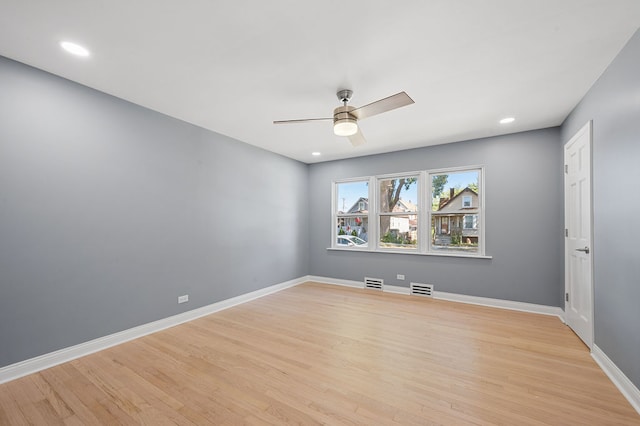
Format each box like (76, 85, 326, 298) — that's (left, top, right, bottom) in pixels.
(336, 171, 478, 212)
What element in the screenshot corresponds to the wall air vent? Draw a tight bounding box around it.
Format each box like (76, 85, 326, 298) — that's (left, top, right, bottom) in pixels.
(411, 282, 434, 297)
(364, 277, 384, 290)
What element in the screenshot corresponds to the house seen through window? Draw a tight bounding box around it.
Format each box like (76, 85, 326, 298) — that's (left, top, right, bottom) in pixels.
(431, 170, 480, 253)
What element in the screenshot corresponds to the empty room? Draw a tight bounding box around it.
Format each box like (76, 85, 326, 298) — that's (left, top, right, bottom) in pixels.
(1, 1, 639, 424)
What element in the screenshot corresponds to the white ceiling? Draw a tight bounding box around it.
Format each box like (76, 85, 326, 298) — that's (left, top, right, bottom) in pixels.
(1, 1, 639, 164)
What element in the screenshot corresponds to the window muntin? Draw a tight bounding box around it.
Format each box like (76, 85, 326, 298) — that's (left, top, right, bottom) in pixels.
(462, 195, 472, 208)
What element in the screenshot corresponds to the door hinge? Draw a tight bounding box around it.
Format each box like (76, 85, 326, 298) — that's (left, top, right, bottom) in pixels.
(565, 228, 568, 237)
(564, 164, 568, 174)
(565, 292, 569, 302)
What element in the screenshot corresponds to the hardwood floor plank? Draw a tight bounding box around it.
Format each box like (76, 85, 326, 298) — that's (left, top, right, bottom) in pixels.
(28, 374, 74, 419)
(0, 383, 31, 425)
(0, 282, 638, 425)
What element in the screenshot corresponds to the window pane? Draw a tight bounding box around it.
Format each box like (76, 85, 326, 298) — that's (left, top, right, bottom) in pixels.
(379, 215, 417, 249)
(379, 177, 418, 213)
(336, 181, 368, 214)
(463, 214, 478, 230)
(431, 170, 479, 253)
(336, 216, 369, 246)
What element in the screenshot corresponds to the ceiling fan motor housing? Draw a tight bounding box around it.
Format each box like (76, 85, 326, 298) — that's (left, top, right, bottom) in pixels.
(333, 105, 356, 122)
(333, 105, 358, 136)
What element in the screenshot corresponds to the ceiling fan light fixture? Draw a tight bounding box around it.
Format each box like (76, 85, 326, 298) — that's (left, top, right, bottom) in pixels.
(334, 118, 358, 136)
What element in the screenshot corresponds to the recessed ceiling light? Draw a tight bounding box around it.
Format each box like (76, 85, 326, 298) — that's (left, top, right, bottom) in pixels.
(311, 152, 321, 156)
(499, 117, 515, 124)
(60, 41, 90, 57)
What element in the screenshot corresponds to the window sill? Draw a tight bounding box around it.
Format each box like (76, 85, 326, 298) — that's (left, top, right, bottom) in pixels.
(326, 247, 492, 259)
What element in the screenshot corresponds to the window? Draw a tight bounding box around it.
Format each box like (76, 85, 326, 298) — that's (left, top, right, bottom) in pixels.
(335, 180, 369, 247)
(378, 176, 418, 250)
(430, 169, 482, 254)
(464, 215, 477, 229)
(332, 166, 484, 256)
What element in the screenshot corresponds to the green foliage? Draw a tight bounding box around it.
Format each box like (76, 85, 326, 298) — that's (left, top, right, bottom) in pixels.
(351, 230, 358, 236)
(338, 228, 346, 235)
(432, 174, 448, 200)
(450, 229, 462, 245)
(381, 232, 416, 245)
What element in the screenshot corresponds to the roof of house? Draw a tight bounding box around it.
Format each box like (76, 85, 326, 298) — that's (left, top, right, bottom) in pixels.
(346, 197, 369, 214)
(436, 187, 478, 212)
(394, 199, 417, 212)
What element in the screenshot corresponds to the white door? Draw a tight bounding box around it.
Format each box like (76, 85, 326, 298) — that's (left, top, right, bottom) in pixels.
(564, 121, 593, 348)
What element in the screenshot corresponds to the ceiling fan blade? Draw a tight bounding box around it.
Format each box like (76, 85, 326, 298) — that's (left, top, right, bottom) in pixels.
(347, 128, 366, 146)
(273, 117, 332, 124)
(351, 91, 414, 120)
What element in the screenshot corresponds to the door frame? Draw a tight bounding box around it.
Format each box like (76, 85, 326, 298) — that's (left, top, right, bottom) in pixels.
(564, 120, 594, 349)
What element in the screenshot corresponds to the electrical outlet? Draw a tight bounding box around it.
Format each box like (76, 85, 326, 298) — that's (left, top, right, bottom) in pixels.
(397, 274, 405, 280)
(178, 294, 189, 304)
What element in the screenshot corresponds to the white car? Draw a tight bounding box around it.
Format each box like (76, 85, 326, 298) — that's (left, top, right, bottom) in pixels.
(336, 235, 368, 247)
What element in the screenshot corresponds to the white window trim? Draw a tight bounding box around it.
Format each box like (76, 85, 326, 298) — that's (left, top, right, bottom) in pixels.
(462, 195, 472, 208)
(331, 166, 487, 258)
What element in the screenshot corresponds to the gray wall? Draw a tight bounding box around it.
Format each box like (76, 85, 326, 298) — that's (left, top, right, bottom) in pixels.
(562, 29, 640, 389)
(0, 57, 309, 368)
(3, 25, 637, 392)
(309, 128, 564, 307)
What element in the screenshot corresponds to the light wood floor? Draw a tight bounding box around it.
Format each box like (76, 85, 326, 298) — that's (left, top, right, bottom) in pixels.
(0, 282, 638, 425)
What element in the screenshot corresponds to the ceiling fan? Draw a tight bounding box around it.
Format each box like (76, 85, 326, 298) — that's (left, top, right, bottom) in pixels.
(273, 90, 414, 146)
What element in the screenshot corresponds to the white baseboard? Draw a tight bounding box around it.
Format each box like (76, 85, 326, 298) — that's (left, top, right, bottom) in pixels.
(307, 275, 364, 289)
(306, 276, 411, 295)
(309, 276, 564, 320)
(433, 290, 565, 320)
(384, 284, 411, 295)
(0, 276, 306, 385)
(592, 345, 640, 415)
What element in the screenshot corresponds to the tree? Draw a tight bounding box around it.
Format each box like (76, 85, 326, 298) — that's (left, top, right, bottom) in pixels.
(380, 178, 416, 239)
(432, 175, 448, 200)
(381, 178, 416, 212)
(431, 175, 449, 211)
